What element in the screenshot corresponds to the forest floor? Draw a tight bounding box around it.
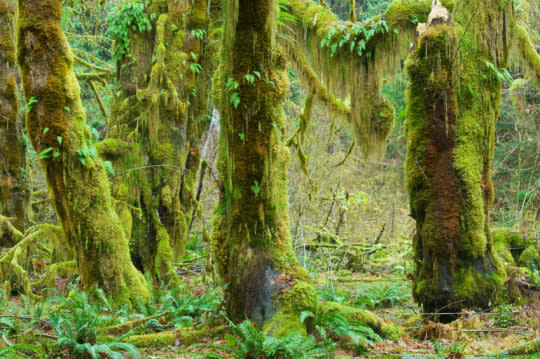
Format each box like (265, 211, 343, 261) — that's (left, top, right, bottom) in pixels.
(3, 239, 539, 358)
(135, 245, 539, 359)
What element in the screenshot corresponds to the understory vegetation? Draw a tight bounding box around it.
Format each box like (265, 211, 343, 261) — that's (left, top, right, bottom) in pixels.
(0, 0, 539, 358)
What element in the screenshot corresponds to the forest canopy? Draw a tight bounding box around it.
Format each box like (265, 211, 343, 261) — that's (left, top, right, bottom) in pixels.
(0, 0, 539, 357)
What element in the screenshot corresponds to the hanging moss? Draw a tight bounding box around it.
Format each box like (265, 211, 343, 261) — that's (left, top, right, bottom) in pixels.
(17, 0, 150, 303)
(0, 0, 26, 246)
(283, 0, 460, 157)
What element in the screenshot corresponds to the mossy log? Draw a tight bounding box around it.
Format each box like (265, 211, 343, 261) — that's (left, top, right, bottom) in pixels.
(0, 0, 26, 247)
(124, 325, 225, 348)
(503, 337, 540, 356)
(17, 0, 149, 303)
(405, 0, 517, 318)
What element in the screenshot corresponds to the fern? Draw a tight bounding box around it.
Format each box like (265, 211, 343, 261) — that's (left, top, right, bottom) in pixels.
(0, 343, 44, 359)
(226, 320, 325, 358)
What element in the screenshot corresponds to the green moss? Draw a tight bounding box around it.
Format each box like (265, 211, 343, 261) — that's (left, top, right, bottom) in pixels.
(263, 281, 318, 337)
(320, 301, 401, 340)
(126, 325, 224, 348)
(515, 24, 540, 87)
(519, 245, 540, 267)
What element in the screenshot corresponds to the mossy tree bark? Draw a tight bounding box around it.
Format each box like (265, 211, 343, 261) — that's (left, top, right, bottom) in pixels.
(0, 0, 26, 247)
(102, 0, 217, 282)
(212, 0, 319, 335)
(17, 0, 149, 302)
(405, 0, 517, 318)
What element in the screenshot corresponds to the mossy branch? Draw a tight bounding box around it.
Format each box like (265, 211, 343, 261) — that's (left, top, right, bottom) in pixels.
(515, 24, 540, 88)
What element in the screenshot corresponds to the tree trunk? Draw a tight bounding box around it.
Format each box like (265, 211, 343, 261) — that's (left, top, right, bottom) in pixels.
(102, 0, 213, 283)
(212, 0, 318, 336)
(405, 0, 513, 319)
(17, 0, 149, 302)
(0, 0, 26, 246)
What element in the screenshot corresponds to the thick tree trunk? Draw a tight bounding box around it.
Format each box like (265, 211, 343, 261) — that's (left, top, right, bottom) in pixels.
(17, 0, 149, 302)
(405, 0, 512, 318)
(0, 0, 26, 246)
(102, 0, 213, 283)
(212, 0, 318, 335)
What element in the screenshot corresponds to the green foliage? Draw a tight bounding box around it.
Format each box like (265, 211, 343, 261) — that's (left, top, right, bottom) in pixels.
(301, 308, 382, 354)
(493, 304, 517, 328)
(161, 285, 221, 328)
(0, 343, 44, 359)
(226, 320, 325, 359)
(433, 340, 466, 358)
(353, 281, 410, 309)
(319, 18, 388, 57)
(47, 286, 139, 358)
(106, 0, 152, 60)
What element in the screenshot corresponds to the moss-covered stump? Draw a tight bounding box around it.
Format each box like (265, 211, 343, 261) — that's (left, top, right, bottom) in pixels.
(405, 0, 515, 318)
(0, 0, 26, 247)
(17, 0, 149, 303)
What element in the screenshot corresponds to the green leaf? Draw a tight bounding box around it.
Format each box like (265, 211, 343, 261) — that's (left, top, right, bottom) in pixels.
(103, 161, 115, 175)
(39, 147, 54, 159)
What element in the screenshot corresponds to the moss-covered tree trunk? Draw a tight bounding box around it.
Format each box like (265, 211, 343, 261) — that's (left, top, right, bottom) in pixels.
(212, 0, 318, 335)
(0, 0, 26, 246)
(405, 0, 514, 318)
(17, 0, 149, 302)
(102, 0, 214, 282)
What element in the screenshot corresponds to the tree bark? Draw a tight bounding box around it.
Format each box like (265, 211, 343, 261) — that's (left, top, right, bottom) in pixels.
(17, 0, 149, 302)
(0, 0, 26, 247)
